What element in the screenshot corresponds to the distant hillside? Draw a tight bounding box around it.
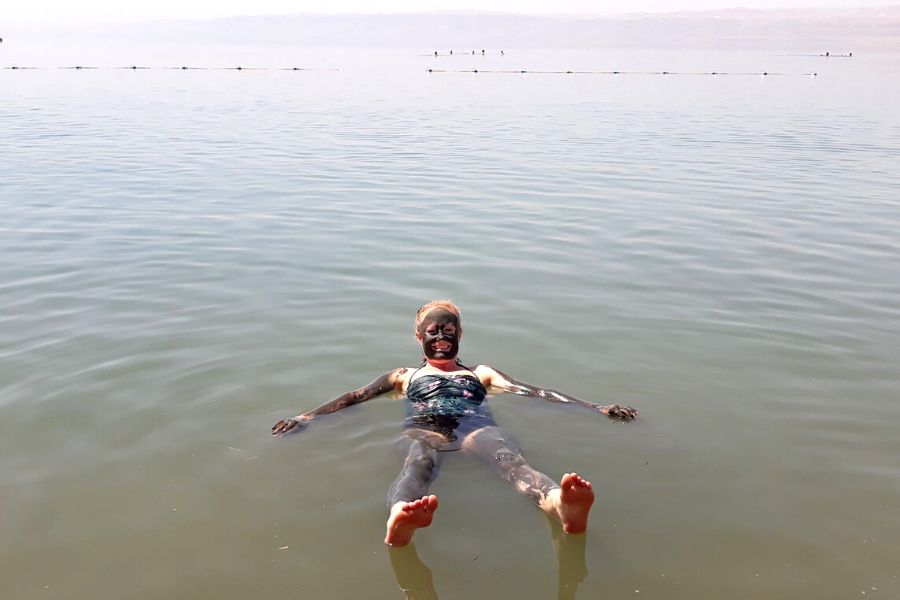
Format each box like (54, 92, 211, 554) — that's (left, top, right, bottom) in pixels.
(17, 6, 900, 50)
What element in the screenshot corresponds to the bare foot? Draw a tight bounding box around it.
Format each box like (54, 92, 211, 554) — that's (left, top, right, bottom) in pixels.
(555, 473, 594, 534)
(385, 495, 438, 546)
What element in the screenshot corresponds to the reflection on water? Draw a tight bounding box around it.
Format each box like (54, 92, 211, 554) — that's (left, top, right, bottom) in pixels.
(2, 44, 900, 599)
(389, 518, 588, 600)
(389, 543, 439, 600)
(551, 520, 589, 600)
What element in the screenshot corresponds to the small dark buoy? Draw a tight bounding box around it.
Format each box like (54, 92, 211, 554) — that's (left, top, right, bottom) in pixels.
(825, 52, 830, 57)
(131, 66, 137, 70)
(427, 68, 432, 72)
(662, 71, 669, 75)
(450, 50, 453, 55)
(182, 66, 188, 70)
(613, 70, 620, 74)
(763, 71, 768, 75)
(481, 49, 485, 55)
(711, 71, 717, 75)
(292, 67, 300, 71)
(236, 66, 242, 70)
(473, 69, 478, 73)
(75, 66, 82, 70)
(434, 51, 438, 57)
(566, 70, 572, 74)
(520, 70, 526, 74)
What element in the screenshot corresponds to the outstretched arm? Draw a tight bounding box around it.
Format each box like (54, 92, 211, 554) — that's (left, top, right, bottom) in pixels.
(272, 368, 408, 435)
(479, 366, 639, 421)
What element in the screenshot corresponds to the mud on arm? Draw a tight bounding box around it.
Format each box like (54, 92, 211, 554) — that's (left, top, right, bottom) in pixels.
(272, 368, 408, 435)
(484, 366, 639, 421)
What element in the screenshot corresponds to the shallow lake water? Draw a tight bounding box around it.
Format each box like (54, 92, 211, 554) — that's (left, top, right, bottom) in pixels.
(1, 42, 899, 599)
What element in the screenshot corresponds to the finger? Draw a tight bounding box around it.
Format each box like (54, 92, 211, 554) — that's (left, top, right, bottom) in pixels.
(273, 419, 294, 435)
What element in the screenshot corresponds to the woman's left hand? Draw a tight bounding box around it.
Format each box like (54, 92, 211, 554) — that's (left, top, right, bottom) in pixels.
(271, 415, 311, 436)
(600, 404, 639, 421)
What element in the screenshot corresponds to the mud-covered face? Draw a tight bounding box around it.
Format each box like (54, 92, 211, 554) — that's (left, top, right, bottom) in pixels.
(417, 308, 460, 360)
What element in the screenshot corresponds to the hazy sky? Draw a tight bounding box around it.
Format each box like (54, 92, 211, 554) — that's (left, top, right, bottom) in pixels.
(2, 0, 880, 24)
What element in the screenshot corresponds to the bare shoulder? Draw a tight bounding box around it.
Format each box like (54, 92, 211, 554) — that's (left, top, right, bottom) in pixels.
(472, 364, 503, 387)
(394, 366, 417, 394)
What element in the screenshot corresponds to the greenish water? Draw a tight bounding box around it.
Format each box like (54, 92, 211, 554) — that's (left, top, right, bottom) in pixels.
(1, 46, 899, 599)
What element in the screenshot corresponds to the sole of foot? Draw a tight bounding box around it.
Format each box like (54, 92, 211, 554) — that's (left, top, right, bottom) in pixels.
(558, 472, 594, 534)
(385, 495, 439, 546)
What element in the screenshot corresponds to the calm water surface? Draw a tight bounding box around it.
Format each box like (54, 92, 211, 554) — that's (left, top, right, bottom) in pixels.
(1, 44, 899, 599)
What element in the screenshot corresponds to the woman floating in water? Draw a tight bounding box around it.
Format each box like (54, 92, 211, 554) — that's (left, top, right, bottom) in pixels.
(272, 300, 638, 546)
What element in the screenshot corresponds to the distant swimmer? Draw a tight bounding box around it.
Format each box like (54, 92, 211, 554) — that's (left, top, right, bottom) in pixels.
(501, 50, 504, 56)
(434, 51, 438, 57)
(481, 49, 485, 55)
(272, 300, 639, 547)
(825, 52, 830, 57)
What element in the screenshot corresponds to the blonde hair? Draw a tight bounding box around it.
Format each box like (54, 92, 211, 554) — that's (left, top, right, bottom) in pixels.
(415, 300, 461, 334)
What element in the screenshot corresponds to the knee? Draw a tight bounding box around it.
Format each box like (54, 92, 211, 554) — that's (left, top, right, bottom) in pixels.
(406, 452, 438, 475)
(494, 447, 524, 467)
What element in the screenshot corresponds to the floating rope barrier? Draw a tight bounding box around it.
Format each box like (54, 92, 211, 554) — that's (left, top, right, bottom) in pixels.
(426, 68, 818, 76)
(780, 53, 853, 57)
(3, 66, 343, 71)
(2, 66, 816, 76)
(421, 50, 502, 57)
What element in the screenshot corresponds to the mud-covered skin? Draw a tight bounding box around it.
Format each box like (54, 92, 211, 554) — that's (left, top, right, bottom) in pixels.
(389, 424, 559, 512)
(417, 308, 460, 361)
(489, 367, 639, 422)
(271, 368, 408, 435)
(388, 437, 443, 508)
(463, 426, 558, 505)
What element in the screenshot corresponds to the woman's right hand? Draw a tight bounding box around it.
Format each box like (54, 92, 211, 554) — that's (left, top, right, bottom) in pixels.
(272, 415, 311, 436)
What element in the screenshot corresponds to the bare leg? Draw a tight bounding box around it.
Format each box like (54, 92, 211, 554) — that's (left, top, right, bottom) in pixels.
(385, 433, 444, 546)
(462, 426, 594, 533)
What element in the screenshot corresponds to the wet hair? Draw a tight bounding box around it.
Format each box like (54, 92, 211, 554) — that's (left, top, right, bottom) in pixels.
(415, 300, 461, 334)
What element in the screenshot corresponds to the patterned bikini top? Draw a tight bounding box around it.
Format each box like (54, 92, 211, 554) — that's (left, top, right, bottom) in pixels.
(406, 367, 488, 419)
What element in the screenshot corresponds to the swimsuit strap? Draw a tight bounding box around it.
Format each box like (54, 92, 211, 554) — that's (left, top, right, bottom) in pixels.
(408, 358, 479, 384)
(413, 358, 472, 374)
(454, 358, 480, 377)
(409, 363, 427, 380)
